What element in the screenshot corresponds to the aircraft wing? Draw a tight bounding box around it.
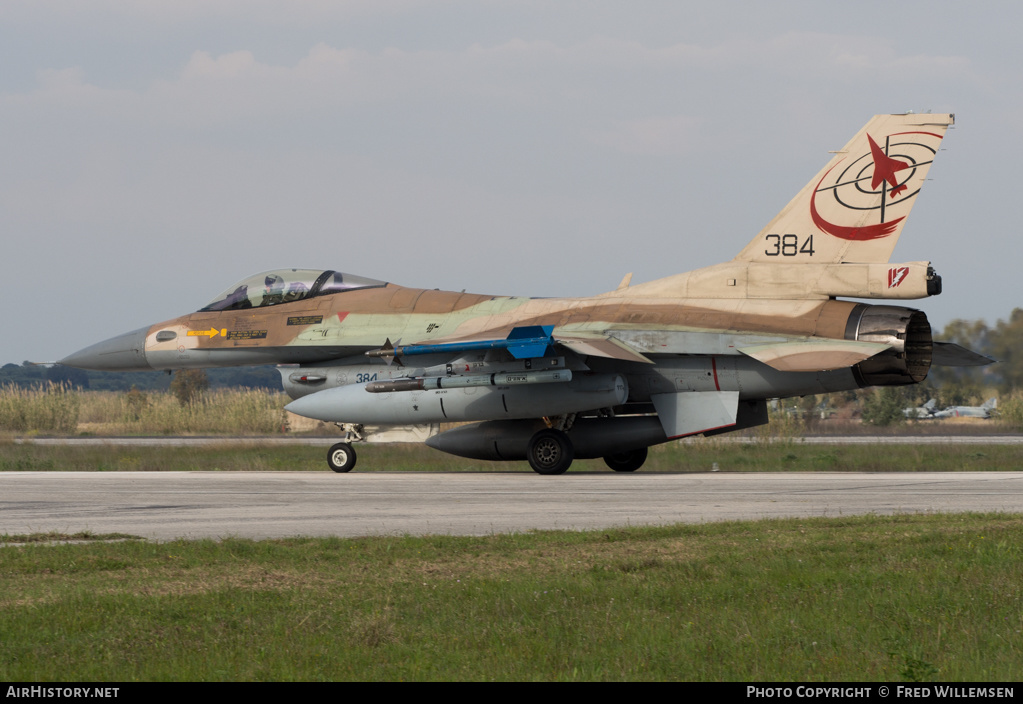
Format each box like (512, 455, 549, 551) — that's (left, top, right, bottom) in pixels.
(383, 325, 898, 373)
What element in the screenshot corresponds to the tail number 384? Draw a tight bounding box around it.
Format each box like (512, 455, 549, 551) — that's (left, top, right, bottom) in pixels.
(765, 234, 815, 257)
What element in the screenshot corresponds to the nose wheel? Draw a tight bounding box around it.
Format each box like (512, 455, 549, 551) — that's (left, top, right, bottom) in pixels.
(327, 442, 357, 473)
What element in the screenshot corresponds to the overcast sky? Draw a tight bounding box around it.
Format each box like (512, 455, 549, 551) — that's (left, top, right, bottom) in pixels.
(3, 0, 1019, 365)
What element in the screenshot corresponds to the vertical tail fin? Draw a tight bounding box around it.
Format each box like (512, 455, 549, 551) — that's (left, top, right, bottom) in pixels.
(735, 113, 954, 264)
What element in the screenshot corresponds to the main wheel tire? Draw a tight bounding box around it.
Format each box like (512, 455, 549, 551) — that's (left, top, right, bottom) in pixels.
(327, 442, 357, 473)
(527, 429, 574, 475)
(603, 447, 648, 473)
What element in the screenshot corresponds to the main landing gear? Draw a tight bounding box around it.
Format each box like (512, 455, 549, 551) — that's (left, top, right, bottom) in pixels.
(602, 447, 648, 473)
(527, 428, 574, 475)
(525, 428, 650, 475)
(323, 422, 650, 475)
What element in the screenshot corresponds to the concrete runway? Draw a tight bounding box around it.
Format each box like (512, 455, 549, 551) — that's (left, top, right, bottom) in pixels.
(17, 435, 1023, 446)
(2, 471, 1022, 541)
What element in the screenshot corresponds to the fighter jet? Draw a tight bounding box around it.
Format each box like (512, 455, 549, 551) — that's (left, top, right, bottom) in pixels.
(60, 113, 994, 474)
(903, 398, 938, 419)
(933, 397, 998, 419)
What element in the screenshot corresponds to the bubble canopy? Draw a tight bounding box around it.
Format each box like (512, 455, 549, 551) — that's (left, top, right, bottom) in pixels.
(199, 269, 387, 312)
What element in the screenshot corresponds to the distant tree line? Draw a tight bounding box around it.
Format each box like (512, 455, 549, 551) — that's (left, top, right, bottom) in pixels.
(0, 363, 284, 392)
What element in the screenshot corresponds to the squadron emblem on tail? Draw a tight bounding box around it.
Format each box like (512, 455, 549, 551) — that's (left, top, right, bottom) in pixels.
(810, 129, 944, 242)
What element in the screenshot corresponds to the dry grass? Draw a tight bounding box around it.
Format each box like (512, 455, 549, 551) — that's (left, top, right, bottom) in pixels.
(1, 387, 289, 436)
(3, 386, 1021, 438)
(0, 385, 79, 433)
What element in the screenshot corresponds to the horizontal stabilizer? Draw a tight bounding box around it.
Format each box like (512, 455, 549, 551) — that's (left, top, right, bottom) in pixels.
(651, 391, 739, 439)
(738, 339, 890, 372)
(931, 341, 996, 367)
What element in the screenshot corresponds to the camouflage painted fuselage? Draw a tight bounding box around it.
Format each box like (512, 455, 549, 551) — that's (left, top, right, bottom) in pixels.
(140, 273, 925, 404)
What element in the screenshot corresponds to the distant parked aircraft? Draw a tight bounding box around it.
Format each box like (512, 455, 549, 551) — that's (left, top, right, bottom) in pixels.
(933, 398, 998, 419)
(903, 398, 938, 419)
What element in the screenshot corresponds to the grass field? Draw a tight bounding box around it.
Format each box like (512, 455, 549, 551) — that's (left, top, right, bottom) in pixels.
(1, 513, 1021, 681)
(2, 432, 1021, 681)
(2, 437, 1022, 473)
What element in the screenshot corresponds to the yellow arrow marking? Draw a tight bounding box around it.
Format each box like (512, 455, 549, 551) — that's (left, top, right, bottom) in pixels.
(187, 328, 224, 338)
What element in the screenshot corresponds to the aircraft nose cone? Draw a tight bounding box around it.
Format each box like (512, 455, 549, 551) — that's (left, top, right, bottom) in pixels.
(285, 391, 335, 422)
(59, 326, 151, 371)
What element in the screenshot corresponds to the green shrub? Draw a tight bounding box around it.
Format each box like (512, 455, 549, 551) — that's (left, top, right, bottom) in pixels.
(860, 387, 907, 427)
(999, 392, 1023, 430)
